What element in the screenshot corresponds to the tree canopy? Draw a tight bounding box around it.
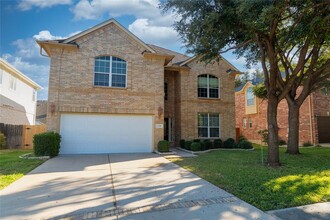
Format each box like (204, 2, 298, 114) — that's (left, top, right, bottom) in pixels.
(162, 0, 330, 166)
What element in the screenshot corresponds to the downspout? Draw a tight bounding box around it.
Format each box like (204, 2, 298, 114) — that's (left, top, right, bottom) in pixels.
(308, 94, 314, 144)
(39, 46, 49, 57)
(57, 48, 65, 132)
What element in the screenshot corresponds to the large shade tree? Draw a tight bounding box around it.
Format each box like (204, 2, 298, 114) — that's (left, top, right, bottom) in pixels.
(162, 0, 330, 166)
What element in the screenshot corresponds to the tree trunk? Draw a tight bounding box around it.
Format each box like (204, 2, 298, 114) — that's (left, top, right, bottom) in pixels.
(286, 103, 300, 154)
(267, 95, 281, 166)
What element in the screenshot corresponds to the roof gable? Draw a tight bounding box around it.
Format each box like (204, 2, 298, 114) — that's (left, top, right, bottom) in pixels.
(0, 58, 42, 90)
(63, 18, 156, 53)
(180, 55, 240, 74)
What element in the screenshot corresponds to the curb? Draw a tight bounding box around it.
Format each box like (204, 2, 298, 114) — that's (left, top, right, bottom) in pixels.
(176, 147, 255, 154)
(19, 153, 50, 160)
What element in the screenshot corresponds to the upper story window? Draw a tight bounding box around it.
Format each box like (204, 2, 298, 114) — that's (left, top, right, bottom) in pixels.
(32, 90, 36, 101)
(94, 56, 127, 88)
(164, 82, 168, 100)
(10, 76, 16, 90)
(198, 74, 219, 98)
(246, 87, 255, 106)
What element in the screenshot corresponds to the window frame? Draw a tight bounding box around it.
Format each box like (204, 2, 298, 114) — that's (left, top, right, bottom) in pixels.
(198, 74, 220, 99)
(243, 118, 247, 128)
(164, 82, 168, 100)
(32, 89, 36, 102)
(246, 87, 255, 106)
(93, 56, 127, 88)
(198, 113, 221, 138)
(9, 76, 17, 91)
(248, 118, 252, 128)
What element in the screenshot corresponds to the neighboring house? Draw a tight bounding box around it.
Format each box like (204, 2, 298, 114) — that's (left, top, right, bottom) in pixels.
(37, 18, 239, 154)
(235, 80, 330, 145)
(36, 100, 47, 124)
(0, 58, 42, 125)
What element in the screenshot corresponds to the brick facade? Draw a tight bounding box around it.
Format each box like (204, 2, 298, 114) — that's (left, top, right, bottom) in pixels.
(235, 83, 330, 145)
(41, 19, 237, 151)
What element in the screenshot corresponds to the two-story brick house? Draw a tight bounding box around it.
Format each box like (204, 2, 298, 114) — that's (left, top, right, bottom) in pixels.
(37, 19, 239, 154)
(235, 80, 330, 145)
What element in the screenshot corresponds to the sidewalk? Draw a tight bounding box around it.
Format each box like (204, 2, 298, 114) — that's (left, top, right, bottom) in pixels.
(268, 202, 330, 220)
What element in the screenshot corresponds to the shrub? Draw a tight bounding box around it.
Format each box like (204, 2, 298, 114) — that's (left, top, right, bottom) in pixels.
(0, 132, 6, 149)
(157, 140, 169, 152)
(279, 140, 286, 145)
(33, 132, 61, 157)
(203, 139, 212, 150)
(193, 139, 201, 142)
(184, 141, 192, 150)
(303, 141, 313, 147)
(190, 142, 202, 151)
(180, 139, 185, 148)
(238, 135, 247, 142)
(213, 139, 222, 148)
(258, 129, 268, 144)
(223, 138, 236, 148)
(238, 140, 253, 149)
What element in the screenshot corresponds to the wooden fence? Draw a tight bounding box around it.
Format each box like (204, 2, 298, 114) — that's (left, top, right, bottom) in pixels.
(0, 123, 46, 149)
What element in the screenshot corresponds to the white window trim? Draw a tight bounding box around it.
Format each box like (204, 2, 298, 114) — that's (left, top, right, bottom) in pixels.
(198, 74, 220, 99)
(243, 118, 247, 128)
(246, 87, 255, 106)
(9, 76, 17, 91)
(198, 113, 221, 138)
(94, 56, 127, 88)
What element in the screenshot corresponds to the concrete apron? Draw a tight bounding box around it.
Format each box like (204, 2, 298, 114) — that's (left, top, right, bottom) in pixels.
(0, 154, 277, 220)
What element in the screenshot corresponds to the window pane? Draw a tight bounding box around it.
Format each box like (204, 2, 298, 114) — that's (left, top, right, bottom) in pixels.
(198, 88, 208, 97)
(95, 57, 110, 73)
(209, 114, 219, 127)
(94, 73, 109, 86)
(198, 75, 207, 87)
(209, 89, 219, 98)
(198, 114, 208, 126)
(112, 57, 126, 75)
(210, 128, 219, 137)
(247, 87, 255, 106)
(112, 74, 126, 87)
(198, 128, 208, 138)
(209, 76, 218, 88)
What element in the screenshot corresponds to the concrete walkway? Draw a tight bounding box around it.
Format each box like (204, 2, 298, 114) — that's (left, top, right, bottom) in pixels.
(0, 154, 276, 220)
(268, 202, 330, 220)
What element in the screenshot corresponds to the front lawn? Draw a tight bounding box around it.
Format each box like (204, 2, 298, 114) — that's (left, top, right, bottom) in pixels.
(170, 145, 330, 211)
(0, 150, 46, 190)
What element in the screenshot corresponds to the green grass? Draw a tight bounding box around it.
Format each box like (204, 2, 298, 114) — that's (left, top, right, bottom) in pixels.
(0, 150, 45, 190)
(170, 145, 330, 211)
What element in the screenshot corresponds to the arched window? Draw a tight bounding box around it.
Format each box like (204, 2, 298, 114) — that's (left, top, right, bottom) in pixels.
(198, 74, 219, 98)
(94, 56, 127, 88)
(246, 87, 255, 106)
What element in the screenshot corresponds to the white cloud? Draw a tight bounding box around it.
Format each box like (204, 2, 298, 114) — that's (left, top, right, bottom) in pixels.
(71, 0, 160, 20)
(2, 30, 80, 100)
(18, 0, 73, 11)
(128, 19, 182, 50)
(71, 0, 184, 52)
(33, 30, 81, 41)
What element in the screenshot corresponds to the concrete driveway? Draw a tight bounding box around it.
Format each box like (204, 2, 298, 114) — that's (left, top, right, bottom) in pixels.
(0, 154, 276, 220)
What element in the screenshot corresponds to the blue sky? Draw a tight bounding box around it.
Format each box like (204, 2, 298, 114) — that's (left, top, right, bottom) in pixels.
(1, 0, 255, 100)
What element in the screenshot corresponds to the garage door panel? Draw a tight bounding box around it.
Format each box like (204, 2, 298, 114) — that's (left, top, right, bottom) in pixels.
(60, 114, 153, 154)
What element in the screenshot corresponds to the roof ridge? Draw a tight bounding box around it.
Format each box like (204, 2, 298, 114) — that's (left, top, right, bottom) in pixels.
(146, 43, 190, 58)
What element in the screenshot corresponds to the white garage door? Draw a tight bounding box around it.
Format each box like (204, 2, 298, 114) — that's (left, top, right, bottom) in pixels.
(60, 114, 153, 154)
